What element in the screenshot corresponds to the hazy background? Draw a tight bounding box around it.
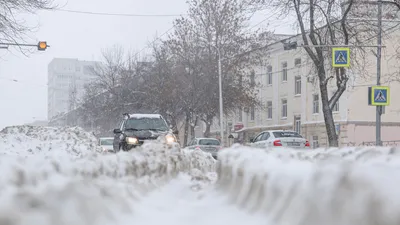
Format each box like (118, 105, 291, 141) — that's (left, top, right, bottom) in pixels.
(0, 0, 296, 129)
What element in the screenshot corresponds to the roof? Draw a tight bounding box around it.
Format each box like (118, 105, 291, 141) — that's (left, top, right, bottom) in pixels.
(128, 114, 162, 119)
(99, 137, 113, 140)
(195, 138, 219, 140)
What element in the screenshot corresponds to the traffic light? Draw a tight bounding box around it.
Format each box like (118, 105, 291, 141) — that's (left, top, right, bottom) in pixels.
(37, 41, 48, 51)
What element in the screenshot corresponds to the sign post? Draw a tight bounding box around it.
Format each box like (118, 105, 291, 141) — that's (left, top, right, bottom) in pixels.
(332, 48, 350, 68)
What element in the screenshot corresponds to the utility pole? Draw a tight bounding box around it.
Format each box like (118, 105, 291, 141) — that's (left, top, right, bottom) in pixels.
(376, 0, 383, 146)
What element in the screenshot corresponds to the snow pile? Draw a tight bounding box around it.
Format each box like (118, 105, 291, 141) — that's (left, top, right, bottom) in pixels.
(0, 126, 216, 225)
(0, 125, 101, 156)
(216, 145, 400, 225)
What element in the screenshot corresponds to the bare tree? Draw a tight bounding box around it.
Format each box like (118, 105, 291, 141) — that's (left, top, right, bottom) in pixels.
(80, 46, 148, 134)
(1, 0, 55, 43)
(167, 0, 268, 140)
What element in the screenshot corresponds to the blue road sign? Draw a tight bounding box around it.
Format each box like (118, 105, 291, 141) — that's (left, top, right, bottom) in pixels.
(332, 48, 350, 67)
(368, 86, 390, 106)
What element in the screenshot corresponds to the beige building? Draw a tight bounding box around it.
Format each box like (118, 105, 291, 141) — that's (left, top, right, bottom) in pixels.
(205, 14, 400, 147)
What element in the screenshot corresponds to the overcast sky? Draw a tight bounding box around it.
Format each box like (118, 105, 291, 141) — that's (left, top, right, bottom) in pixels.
(0, 0, 296, 129)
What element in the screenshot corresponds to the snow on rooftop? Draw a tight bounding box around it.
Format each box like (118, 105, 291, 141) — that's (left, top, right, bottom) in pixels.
(128, 113, 162, 119)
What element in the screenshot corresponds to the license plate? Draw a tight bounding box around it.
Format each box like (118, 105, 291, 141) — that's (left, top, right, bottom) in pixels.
(288, 142, 300, 146)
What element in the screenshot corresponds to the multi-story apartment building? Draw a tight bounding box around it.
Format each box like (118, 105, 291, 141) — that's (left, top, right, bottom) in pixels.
(202, 2, 400, 148)
(47, 58, 99, 120)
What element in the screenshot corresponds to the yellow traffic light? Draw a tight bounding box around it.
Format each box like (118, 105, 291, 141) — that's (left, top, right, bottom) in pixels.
(37, 41, 47, 51)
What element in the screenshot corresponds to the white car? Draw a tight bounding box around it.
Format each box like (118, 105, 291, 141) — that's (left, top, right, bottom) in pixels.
(186, 138, 222, 159)
(249, 130, 310, 149)
(99, 137, 114, 153)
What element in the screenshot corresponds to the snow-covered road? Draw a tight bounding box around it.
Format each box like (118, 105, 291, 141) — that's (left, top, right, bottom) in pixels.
(1, 125, 400, 225)
(128, 174, 267, 225)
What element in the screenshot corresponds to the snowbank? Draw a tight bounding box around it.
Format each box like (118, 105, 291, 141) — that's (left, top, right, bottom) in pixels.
(216, 145, 400, 225)
(0, 125, 101, 156)
(0, 125, 216, 225)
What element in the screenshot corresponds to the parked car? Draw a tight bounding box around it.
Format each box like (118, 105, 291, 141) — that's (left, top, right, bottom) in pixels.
(187, 138, 222, 159)
(99, 137, 114, 153)
(112, 113, 179, 152)
(249, 130, 310, 149)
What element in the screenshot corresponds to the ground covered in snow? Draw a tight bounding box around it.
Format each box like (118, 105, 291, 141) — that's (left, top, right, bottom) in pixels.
(1, 126, 400, 225)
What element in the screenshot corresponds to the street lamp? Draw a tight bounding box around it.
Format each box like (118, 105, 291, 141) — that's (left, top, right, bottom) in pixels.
(209, 45, 224, 146)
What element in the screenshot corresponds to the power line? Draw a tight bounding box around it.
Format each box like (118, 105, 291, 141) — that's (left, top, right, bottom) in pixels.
(133, 26, 176, 58)
(248, 10, 281, 31)
(51, 8, 185, 17)
(134, 11, 278, 59)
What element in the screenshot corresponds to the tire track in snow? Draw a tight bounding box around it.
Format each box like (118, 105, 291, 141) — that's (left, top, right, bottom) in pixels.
(129, 174, 267, 225)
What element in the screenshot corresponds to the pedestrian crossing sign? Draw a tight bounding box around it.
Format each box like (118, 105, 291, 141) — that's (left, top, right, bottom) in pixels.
(368, 86, 390, 106)
(332, 48, 350, 68)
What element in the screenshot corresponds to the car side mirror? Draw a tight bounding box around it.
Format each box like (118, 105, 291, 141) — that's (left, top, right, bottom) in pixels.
(173, 130, 179, 135)
(250, 138, 254, 143)
(113, 128, 122, 134)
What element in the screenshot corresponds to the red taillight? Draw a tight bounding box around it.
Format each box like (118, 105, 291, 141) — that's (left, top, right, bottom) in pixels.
(305, 140, 310, 147)
(273, 140, 282, 146)
(195, 146, 201, 150)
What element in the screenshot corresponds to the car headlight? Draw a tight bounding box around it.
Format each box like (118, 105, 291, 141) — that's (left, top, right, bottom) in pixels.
(165, 134, 176, 143)
(126, 137, 139, 144)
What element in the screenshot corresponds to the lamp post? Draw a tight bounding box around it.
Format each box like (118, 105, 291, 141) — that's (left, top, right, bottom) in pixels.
(209, 45, 224, 146)
(217, 48, 224, 146)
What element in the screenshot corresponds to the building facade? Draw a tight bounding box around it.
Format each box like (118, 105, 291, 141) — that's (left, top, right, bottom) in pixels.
(205, 15, 400, 148)
(47, 58, 99, 120)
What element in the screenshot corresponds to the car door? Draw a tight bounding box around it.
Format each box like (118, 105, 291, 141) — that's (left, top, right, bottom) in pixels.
(257, 132, 271, 148)
(113, 119, 125, 151)
(251, 132, 264, 148)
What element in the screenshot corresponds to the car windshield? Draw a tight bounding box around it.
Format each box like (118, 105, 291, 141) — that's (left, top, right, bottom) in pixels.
(100, 139, 113, 145)
(273, 131, 302, 138)
(125, 117, 168, 131)
(199, 139, 220, 146)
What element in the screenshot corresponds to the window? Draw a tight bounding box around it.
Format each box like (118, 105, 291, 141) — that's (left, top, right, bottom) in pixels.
(254, 133, 264, 142)
(267, 101, 272, 119)
(250, 71, 255, 87)
(267, 66, 272, 85)
(295, 58, 301, 67)
(281, 99, 287, 118)
(199, 139, 220, 146)
(250, 106, 255, 121)
(294, 116, 301, 134)
(124, 117, 169, 131)
(295, 76, 301, 95)
(100, 138, 113, 146)
(282, 62, 288, 82)
(238, 108, 243, 122)
(262, 132, 270, 140)
(313, 94, 319, 114)
(312, 136, 319, 149)
(273, 131, 302, 138)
